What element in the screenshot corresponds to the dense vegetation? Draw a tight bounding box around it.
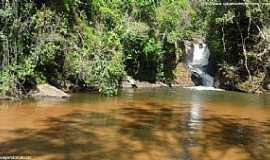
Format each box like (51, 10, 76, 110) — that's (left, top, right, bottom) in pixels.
(0, 0, 269, 97)
(202, 0, 270, 92)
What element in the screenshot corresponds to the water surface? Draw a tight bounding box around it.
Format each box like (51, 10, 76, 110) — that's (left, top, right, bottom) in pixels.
(0, 88, 270, 160)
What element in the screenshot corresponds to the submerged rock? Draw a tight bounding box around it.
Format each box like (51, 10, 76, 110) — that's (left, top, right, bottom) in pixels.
(33, 84, 70, 99)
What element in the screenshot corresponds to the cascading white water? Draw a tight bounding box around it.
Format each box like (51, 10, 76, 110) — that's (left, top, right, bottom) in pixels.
(186, 41, 214, 87)
(189, 43, 209, 66)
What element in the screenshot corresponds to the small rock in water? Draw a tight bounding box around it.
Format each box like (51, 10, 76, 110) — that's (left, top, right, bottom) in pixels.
(33, 84, 70, 99)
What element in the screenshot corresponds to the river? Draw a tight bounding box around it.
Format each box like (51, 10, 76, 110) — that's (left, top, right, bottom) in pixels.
(0, 88, 270, 160)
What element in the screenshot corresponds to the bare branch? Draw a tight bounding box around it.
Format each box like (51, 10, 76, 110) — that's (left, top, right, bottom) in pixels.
(237, 20, 252, 81)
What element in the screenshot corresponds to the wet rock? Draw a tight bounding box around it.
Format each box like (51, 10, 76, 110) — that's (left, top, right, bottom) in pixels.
(191, 72, 203, 86)
(33, 84, 70, 99)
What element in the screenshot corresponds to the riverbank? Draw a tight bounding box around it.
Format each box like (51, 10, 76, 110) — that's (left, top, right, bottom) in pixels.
(121, 63, 195, 88)
(1, 62, 270, 101)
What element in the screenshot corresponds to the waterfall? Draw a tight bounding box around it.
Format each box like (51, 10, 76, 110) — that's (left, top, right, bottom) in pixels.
(185, 40, 215, 87)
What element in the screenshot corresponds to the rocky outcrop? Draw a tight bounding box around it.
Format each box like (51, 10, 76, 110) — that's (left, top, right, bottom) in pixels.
(173, 63, 195, 87)
(32, 84, 70, 98)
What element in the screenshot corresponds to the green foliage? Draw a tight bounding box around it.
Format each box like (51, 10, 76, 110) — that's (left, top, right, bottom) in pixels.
(0, 0, 198, 97)
(196, 0, 270, 91)
(64, 15, 125, 96)
(31, 8, 67, 66)
(7, 0, 263, 96)
(0, 1, 70, 96)
(0, 0, 35, 96)
(92, 52, 125, 96)
(122, 0, 194, 83)
(156, 0, 195, 40)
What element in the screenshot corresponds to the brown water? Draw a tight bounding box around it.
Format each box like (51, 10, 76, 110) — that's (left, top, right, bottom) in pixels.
(0, 88, 270, 160)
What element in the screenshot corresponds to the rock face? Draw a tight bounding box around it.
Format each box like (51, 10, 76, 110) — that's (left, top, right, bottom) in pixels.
(173, 63, 195, 87)
(33, 84, 70, 98)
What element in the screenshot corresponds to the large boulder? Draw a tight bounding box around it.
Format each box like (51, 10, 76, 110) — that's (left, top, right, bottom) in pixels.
(33, 84, 70, 98)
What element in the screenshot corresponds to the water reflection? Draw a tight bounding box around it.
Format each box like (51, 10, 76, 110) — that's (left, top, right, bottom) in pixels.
(187, 93, 203, 131)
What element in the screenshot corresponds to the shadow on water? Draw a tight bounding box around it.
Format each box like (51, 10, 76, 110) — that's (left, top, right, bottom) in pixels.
(0, 102, 270, 160)
(198, 117, 270, 160)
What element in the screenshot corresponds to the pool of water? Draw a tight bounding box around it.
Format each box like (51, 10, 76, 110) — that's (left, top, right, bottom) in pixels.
(0, 88, 270, 160)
